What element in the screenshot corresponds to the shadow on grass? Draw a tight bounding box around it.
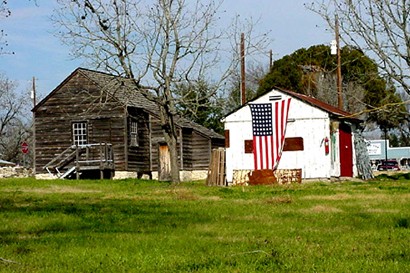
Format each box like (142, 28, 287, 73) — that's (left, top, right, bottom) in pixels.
(0, 197, 212, 240)
(395, 217, 409, 229)
(375, 172, 410, 180)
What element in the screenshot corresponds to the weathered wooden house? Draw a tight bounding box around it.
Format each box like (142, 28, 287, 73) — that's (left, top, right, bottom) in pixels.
(33, 68, 224, 180)
(223, 87, 362, 184)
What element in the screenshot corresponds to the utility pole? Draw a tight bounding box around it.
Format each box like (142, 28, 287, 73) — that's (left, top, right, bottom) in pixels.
(31, 77, 36, 174)
(32, 77, 37, 106)
(240, 32, 246, 105)
(335, 15, 343, 110)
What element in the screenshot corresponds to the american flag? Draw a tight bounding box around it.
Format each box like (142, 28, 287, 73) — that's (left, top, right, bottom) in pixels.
(249, 98, 291, 170)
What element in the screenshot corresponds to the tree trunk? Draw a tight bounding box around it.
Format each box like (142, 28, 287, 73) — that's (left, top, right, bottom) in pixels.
(165, 131, 180, 183)
(160, 103, 180, 183)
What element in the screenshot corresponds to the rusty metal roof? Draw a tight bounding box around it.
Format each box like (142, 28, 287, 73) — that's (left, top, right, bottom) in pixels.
(275, 87, 361, 122)
(223, 87, 362, 123)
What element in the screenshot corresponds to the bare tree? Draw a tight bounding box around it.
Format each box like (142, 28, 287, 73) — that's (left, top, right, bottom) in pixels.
(306, 0, 410, 95)
(0, 0, 11, 54)
(0, 75, 30, 163)
(1, 0, 37, 54)
(53, 0, 261, 182)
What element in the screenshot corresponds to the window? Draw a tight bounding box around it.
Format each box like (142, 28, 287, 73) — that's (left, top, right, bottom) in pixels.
(72, 122, 87, 146)
(244, 140, 253, 153)
(224, 130, 230, 148)
(283, 137, 304, 151)
(130, 120, 138, 147)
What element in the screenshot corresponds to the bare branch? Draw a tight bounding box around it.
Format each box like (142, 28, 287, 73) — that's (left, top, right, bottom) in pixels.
(306, 0, 410, 94)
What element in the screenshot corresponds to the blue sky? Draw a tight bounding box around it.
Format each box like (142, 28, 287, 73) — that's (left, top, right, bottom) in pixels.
(1, 0, 333, 101)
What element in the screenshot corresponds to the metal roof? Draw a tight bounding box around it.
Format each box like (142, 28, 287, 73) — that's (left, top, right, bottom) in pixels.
(224, 86, 362, 123)
(34, 67, 223, 140)
(275, 87, 361, 122)
(0, 159, 16, 166)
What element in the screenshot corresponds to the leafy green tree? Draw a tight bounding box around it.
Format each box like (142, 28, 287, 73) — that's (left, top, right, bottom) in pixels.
(258, 44, 407, 130)
(175, 80, 224, 134)
(258, 54, 304, 94)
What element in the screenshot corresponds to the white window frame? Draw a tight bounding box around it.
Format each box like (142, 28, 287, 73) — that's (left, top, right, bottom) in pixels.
(130, 120, 138, 147)
(72, 122, 87, 146)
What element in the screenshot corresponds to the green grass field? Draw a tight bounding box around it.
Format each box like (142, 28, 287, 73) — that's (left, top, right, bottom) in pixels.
(0, 176, 409, 272)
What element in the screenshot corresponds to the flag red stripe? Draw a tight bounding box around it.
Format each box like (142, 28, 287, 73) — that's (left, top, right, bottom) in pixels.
(264, 135, 269, 169)
(250, 98, 291, 170)
(278, 100, 286, 164)
(275, 101, 279, 167)
(259, 136, 264, 169)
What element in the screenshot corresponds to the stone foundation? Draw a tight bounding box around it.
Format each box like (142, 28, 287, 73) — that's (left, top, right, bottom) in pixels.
(0, 167, 33, 178)
(35, 173, 57, 180)
(180, 170, 208, 181)
(115, 170, 208, 181)
(113, 171, 138, 180)
(33, 169, 208, 181)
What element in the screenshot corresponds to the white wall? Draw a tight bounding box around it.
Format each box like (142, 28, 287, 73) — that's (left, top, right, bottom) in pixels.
(279, 118, 332, 179)
(224, 105, 254, 182)
(224, 89, 339, 183)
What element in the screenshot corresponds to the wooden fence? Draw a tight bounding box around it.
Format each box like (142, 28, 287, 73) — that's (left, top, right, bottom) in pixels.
(206, 148, 226, 186)
(206, 147, 302, 186)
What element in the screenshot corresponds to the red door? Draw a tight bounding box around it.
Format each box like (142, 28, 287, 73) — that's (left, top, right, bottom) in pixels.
(339, 123, 353, 177)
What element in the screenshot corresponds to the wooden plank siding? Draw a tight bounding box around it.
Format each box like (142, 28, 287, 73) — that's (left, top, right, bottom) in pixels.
(33, 68, 225, 179)
(126, 107, 151, 173)
(191, 131, 212, 169)
(181, 128, 193, 170)
(148, 116, 165, 173)
(34, 72, 126, 174)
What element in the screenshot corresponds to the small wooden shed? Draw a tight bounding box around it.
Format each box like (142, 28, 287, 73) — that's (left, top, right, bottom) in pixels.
(33, 68, 224, 180)
(223, 87, 362, 184)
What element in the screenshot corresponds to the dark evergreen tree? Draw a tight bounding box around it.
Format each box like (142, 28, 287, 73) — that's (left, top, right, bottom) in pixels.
(175, 80, 224, 134)
(257, 44, 408, 131)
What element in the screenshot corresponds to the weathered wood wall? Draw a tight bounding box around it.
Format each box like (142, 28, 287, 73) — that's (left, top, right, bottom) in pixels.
(127, 107, 151, 173)
(34, 69, 224, 177)
(181, 128, 193, 170)
(34, 72, 126, 174)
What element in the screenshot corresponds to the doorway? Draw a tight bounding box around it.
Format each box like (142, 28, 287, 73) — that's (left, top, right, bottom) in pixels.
(158, 144, 171, 181)
(339, 123, 353, 177)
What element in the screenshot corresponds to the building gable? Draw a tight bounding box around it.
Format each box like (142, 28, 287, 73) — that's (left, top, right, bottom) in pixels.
(223, 87, 360, 183)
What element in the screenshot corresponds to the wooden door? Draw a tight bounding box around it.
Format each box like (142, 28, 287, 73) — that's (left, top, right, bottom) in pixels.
(339, 123, 353, 177)
(158, 144, 171, 181)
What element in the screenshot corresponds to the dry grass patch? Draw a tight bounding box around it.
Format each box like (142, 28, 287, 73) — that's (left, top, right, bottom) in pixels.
(265, 196, 292, 205)
(365, 208, 401, 214)
(166, 188, 200, 201)
(301, 193, 394, 201)
(200, 195, 223, 201)
(3, 185, 102, 194)
(302, 205, 343, 213)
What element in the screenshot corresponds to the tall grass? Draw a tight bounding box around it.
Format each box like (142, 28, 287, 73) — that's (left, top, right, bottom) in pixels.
(0, 177, 409, 272)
